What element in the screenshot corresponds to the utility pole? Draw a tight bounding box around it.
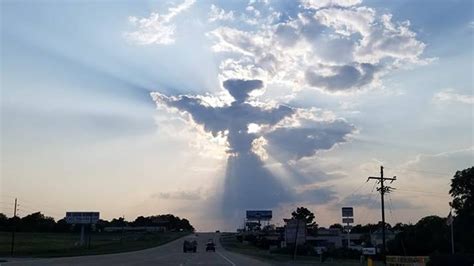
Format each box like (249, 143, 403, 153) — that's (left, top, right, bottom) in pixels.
(367, 166, 396, 262)
(120, 215, 125, 244)
(10, 198, 18, 256)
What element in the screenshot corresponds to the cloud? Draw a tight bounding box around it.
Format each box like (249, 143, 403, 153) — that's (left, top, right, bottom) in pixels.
(402, 147, 474, 179)
(295, 185, 338, 204)
(223, 79, 264, 103)
(207, 1, 429, 93)
(305, 63, 378, 91)
(344, 193, 417, 209)
(208, 4, 234, 23)
(301, 0, 362, 10)
(433, 89, 474, 105)
(266, 119, 354, 160)
(124, 0, 195, 45)
(153, 189, 202, 200)
(151, 78, 355, 217)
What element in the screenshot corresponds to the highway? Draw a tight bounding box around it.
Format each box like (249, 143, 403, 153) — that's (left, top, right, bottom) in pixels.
(2, 233, 269, 266)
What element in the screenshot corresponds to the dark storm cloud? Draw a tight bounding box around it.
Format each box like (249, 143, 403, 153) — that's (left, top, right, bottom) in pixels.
(223, 79, 263, 103)
(266, 120, 354, 160)
(305, 63, 378, 91)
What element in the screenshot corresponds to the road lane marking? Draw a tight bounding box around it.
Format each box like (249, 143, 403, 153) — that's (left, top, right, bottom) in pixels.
(216, 251, 236, 266)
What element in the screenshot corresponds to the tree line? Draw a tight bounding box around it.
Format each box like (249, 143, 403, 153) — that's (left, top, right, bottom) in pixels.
(288, 166, 474, 255)
(0, 213, 194, 233)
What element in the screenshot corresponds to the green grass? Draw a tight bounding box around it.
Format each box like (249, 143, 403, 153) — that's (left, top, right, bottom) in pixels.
(219, 233, 384, 266)
(0, 231, 189, 258)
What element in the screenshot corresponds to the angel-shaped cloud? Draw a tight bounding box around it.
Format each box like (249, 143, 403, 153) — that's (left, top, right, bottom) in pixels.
(151, 78, 354, 217)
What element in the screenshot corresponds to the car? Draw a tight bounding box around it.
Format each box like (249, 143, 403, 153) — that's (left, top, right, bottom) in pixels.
(183, 239, 197, 253)
(215, 230, 220, 233)
(205, 239, 216, 252)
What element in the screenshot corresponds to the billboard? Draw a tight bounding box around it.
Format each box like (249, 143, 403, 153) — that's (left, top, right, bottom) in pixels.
(284, 219, 306, 245)
(66, 212, 100, 224)
(246, 210, 272, 220)
(342, 207, 354, 217)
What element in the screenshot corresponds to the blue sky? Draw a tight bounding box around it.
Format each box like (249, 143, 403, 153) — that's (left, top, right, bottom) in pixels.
(1, 0, 473, 230)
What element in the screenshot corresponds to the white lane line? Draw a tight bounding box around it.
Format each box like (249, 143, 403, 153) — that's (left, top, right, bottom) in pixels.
(216, 251, 236, 266)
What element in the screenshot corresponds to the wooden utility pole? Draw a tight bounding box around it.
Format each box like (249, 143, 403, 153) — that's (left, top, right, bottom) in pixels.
(367, 166, 396, 261)
(10, 198, 18, 256)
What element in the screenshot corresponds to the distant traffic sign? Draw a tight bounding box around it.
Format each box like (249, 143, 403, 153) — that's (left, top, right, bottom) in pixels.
(66, 212, 100, 224)
(342, 207, 353, 217)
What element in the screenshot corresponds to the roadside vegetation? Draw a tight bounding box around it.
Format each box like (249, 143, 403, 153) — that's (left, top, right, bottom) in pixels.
(0, 213, 194, 257)
(0, 231, 188, 257)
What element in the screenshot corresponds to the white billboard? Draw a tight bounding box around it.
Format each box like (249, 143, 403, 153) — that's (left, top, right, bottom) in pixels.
(66, 212, 100, 224)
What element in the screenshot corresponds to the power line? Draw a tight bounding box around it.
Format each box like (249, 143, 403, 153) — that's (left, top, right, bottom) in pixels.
(333, 180, 371, 206)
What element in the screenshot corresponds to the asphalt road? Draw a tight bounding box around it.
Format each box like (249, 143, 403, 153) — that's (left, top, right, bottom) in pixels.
(1, 233, 269, 266)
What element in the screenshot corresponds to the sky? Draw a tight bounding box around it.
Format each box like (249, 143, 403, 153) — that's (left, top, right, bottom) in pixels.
(1, 0, 473, 231)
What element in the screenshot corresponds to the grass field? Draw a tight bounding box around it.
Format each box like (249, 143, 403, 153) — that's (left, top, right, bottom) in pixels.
(0, 231, 189, 258)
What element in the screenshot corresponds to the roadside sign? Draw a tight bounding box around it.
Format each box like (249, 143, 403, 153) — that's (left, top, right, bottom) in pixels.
(342, 218, 354, 224)
(246, 210, 272, 220)
(342, 207, 353, 217)
(362, 247, 376, 255)
(386, 256, 429, 266)
(66, 212, 100, 224)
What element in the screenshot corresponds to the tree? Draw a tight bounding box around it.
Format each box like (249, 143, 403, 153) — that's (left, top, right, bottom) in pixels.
(449, 166, 474, 217)
(291, 207, 315, 226)
(329, 223, 343, 230)
(449, 166, 474, 253)
(19, 212, 55, 232)
(291, 207, 317, 235)
(388, 216, 449, 255)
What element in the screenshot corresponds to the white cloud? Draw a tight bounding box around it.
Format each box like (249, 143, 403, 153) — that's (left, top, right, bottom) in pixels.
(300, 0, 362, 9)
(433, 89, 474, 105)
(207, 1, 430, 94)
(402, 147, 474, 173)
(469, 21, 474, 29)
(315, 6, 375, 37)
(153, 188, 202, 200)
(208, 4, 234, 23)
(124, 0, 195, 45)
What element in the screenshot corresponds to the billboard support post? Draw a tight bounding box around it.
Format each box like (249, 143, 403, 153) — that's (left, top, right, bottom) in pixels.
(342, 207, 354, 249)
(80, 225, 85, 246)
(66, 212, 100, 247)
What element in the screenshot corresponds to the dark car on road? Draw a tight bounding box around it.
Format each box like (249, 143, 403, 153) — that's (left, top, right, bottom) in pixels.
(205, 239, 215, 252)
(183, 239, 197, 253)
